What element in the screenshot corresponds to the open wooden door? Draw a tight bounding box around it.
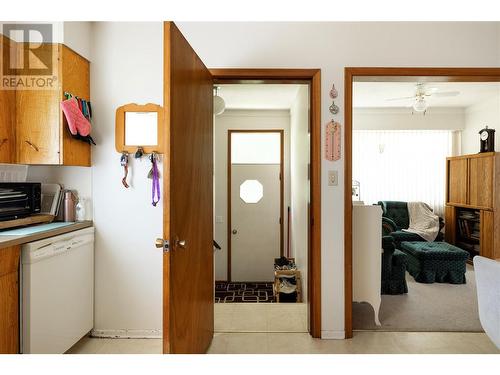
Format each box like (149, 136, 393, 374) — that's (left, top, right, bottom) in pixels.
(161, 22, 214, 354)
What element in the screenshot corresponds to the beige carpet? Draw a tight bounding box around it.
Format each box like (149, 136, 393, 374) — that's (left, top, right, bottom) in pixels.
(353, 264, 483, 332)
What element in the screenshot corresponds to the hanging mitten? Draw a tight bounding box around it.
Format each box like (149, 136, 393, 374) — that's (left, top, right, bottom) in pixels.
(61, 98, 92, 137)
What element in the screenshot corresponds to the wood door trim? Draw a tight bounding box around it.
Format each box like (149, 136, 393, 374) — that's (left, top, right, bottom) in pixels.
(344, 67, 500, 339)
(212, 68, 321, 338)
(227, 129, 285, 282)
(211, 68, 320, 83)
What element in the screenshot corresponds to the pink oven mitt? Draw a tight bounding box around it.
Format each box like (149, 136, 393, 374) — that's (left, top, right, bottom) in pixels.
(60, 98, 92, 137)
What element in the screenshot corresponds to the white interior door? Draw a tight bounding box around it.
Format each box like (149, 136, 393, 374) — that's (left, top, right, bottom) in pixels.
(231, 164, 281, 282)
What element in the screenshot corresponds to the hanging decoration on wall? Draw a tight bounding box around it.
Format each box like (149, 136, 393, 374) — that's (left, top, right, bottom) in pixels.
(147, 152, 161, 206)
(120, 152, 130, 189)
(326, 83, 342, 161)
(134, 147, 145, 159)
(326, 120, 341, 161)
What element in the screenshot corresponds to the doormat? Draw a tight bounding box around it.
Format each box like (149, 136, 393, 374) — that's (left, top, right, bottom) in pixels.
(215, 281, 274, 303)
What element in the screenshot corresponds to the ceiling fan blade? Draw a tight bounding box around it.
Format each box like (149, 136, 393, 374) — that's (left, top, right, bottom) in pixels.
(430, 91, 460, 97)
(386, 96, 416, 101)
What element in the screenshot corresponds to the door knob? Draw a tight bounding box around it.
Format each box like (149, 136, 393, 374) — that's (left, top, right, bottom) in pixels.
(175, 239, 187, 248)
(232, 229, 237, 235)
(155, 238, 169, 252)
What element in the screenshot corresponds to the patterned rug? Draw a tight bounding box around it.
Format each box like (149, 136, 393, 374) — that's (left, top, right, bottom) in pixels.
(215, 281, 275, 303)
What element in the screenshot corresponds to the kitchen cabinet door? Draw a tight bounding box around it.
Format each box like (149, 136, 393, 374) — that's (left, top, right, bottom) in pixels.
(16, 88, 61, 165)
(0, 246, 20, 354)
(0, 36, 16, 164)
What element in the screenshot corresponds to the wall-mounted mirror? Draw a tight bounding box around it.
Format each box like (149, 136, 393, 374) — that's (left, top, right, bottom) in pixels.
(115, 103, 164, 154)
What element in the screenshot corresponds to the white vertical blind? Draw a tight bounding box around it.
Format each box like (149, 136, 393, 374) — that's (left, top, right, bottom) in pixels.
(353, 130, 454, 217)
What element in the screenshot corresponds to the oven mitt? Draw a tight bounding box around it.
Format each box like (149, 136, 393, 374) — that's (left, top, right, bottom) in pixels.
(60, 98, 92, 137)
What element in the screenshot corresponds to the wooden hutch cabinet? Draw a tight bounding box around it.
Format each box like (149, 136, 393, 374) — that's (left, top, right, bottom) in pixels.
(445, 152, 500, 260)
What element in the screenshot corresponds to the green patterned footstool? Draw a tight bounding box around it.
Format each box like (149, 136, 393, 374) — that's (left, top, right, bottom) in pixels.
(399, 241, 469, 284)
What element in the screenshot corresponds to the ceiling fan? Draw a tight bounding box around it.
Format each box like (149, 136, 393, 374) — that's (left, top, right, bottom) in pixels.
(386, 83, 460, 114)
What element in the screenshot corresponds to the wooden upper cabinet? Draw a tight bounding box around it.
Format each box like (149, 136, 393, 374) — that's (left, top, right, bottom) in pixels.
(60, 45, 91, 166)
(447, 153, 498, 210)
(16, 88, 61, 164)
(447, 158, 468, 205)
(0, 89, 16, 164)
(469, 155, 494, 209)
(0, 36, 16, 164)
(11, 42, 91, 166)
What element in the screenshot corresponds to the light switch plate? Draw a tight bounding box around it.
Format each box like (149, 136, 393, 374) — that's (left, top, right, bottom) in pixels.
(328, 170, 338, 186)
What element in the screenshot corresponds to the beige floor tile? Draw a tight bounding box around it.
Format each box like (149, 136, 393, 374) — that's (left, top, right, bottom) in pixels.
(214, 333, 270, 354)
(228, 309, 269, 332)
(266, 311, 308, 332)
(214, 311, 234, 331)
(65, 336, 107, 354)
(65, 331, 499, 355)
(267, 333, 329, 354)
(214, 302, 308, 333)
(206, 333, 229, 354)
(95, 338, 162, 354)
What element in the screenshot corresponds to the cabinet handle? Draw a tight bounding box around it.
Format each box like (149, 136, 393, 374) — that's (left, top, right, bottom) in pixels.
(25, 140, 39, 152)
(0, 139, 7, 149)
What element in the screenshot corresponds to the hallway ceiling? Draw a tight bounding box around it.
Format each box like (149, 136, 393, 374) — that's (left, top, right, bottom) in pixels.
(217, 84, 306, 110)
(354, 82, 500, 108)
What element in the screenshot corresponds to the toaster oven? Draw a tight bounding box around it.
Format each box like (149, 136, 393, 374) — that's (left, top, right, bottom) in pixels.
(0, 183, 41, 221)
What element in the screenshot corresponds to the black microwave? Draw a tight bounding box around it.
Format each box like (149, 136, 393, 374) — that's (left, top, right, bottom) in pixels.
(0, 183, 41, 221)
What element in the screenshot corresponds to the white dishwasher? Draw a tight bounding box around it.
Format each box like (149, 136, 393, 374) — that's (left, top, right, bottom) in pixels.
(21, 227, 94, 354)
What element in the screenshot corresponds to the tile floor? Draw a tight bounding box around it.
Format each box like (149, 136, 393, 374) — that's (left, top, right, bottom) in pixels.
(66, 331, 499, 354)
(215, 303, 308, 332)
(65, 303, 499, 354)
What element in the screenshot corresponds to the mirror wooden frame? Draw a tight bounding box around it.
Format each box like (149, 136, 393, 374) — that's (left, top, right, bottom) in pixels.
(115, 103, 164, 154)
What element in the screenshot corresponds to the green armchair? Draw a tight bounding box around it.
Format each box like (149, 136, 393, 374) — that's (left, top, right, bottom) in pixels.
(381, 235, 408, 294)
(378, 201, 444, 247)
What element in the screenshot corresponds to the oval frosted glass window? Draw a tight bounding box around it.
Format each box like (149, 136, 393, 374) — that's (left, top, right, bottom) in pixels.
(240, 180, 263, 203)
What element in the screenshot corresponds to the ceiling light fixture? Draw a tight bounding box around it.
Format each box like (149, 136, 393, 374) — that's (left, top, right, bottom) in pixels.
(213, 86, 226, 116)
(412, 96, 428, 114)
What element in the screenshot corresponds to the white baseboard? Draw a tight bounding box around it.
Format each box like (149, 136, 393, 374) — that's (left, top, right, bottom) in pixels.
(321, 330, 345, 339)
(91, 329, 162, 339)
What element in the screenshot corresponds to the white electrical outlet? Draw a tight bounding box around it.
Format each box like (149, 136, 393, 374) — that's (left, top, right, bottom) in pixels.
(328, 170, 338, 186)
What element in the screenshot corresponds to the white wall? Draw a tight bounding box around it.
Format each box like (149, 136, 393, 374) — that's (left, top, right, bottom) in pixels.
(214, 109, 290, 281)
(462, 91, 500, 155)
(177, 21, 500, 339)
(90, 22, 163, 337)
(353, 107, 465, 130)
(290, 85, 309, 302)
(63, 22, 92, 60)
(27, 166, 93, 217)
